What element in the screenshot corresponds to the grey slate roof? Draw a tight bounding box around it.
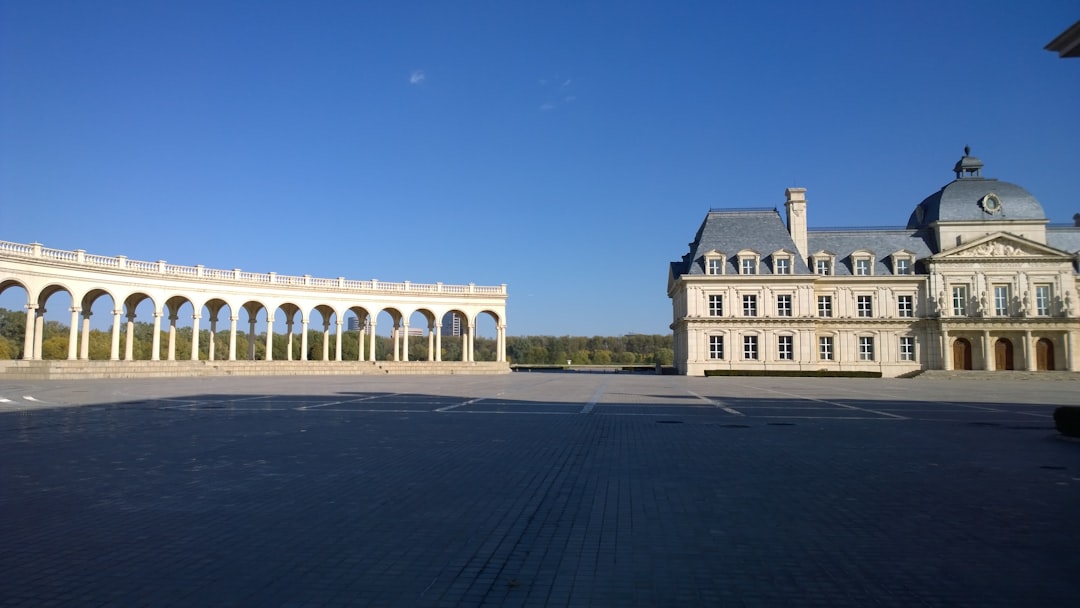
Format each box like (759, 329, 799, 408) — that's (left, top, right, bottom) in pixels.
(907, 178, 1045, 228)
(1047, 227, 1080, 256)
(806, 229, 935, 276)
(671, 209, 810, 278)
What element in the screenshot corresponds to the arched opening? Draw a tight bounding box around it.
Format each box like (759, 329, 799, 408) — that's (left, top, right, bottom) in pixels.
(80, 289, 120, 360)
(441, 310, 468, 362)
(120, 293, 157, 360)
(203, 299, 233, 362)
(952, 338, 973, 370)
(310, 305, 339, 361)
(405, 309, 436, 361)
(474, 311, 501, 362)
(1036, 338, 1055, 371)
(373, 309, 403, 361)
(994, 338, 1014, 371)
(345, 307, 372, 361)
(239, 301, 268, 360)
(0, 280, 31, 359)
(34, 285, 76, 360)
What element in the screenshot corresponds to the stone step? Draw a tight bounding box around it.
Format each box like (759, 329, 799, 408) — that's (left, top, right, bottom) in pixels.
(0, 360, 510, 380)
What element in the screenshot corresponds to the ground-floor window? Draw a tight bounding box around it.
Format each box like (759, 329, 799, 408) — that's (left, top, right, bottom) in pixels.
(900, 336, 915, 361)
(859, 336, 875, 361)
(778, 335, 793, 360)
(709, 335, 724, 359)
(743, 335, 758, 360)
(819, 336, 833, 360)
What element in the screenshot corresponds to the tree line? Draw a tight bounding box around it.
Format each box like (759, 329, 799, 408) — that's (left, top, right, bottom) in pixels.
(0, 308, 674, 364)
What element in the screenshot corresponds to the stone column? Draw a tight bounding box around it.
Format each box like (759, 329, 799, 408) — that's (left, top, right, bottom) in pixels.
(321, 321, 330, 361)
(248, 316, 257, 360)
(427, 324, 435, 361)
(191, 314, 201, 361)
(110, 309, 122, 361)
(151, 312, 162, 361)
(357, 324, 365, 362)
(228, 315, 238, 361)
(402, 322, 410, 361)
(67, 307, 80, 360)
(168, 313, 179, 361)
(1025, 330, 1035, 371)
(498, 324, 506, 363)
(300, 319, 309, 361)
(392, 323, 400, 362)
(208, 315, 217, 362)
(286, 320, 294, 361)
(368, 321, 377, 361)
(264, 315, 274, 361)
(80, 311, 92, 360)
(124, 312, 136, 361)
(335, 320, 343, 362)
(941, 330, 952, 370)
(34, 308, 45, 360)
(982, 330, 993, 371)
(467, 323, 476, 362)
(1066, 330, 1078, 372)
(22, 305, 35, 360)
(435, 325, 442, 362)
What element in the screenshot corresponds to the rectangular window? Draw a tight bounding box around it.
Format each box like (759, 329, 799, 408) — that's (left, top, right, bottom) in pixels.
(708, 294, 723, 317)
(817, 295, 832, 318)
(776, 294, 792, 317)
(857, 295, 873, 317)
(897, 295, 913, 318)
(858, 336, 875, 361)
(952, 285, 968, 316)
(707, 258, 722, 275)
(994, 285, 1010, 316)
(709, 335, 724, 360)
(743, 295, 758, 317)
(1035, 285, 1052, 316)
(818, 336, 833, 361)
(900, 336, 915, 361)
(815, 259, 830, 275)
(775, 258, 790, 275)
(741, 258, 756, 275)
(743, 335, 758, 360)
(896, 258, 911, 275)
(855, 259, 871, 276)
(778, 335, 793, 360)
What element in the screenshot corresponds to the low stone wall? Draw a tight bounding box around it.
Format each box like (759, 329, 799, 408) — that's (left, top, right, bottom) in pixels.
(0, 360, 511, 380)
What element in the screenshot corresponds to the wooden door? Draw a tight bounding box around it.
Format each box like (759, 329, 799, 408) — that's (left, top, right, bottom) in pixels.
(1036, 338, 1055, 371)
(995, 338, 1014, 370)
(952, 338, 972, 370)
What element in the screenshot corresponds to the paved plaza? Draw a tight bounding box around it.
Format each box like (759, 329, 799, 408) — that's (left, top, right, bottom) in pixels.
(2, 373, 1079, 607)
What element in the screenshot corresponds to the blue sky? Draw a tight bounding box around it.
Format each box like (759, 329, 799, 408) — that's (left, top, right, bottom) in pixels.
(2, 1, 1078, 336)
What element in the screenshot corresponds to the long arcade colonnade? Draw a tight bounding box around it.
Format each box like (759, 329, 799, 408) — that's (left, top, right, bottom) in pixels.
(1, 241, 508, 364)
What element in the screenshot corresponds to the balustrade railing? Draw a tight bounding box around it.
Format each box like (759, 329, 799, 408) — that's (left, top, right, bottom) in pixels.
(0, 240, 506, 296)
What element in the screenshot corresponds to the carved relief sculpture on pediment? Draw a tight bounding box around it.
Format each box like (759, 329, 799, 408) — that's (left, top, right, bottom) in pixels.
(955, 241, 1032, 258)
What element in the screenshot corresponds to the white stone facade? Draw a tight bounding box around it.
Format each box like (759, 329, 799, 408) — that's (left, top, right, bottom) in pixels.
(0, 241, 508, 364)
(668, 152, 1080, 377)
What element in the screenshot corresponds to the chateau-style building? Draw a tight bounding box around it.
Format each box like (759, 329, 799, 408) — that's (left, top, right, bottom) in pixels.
(668, 149, 1080, 376)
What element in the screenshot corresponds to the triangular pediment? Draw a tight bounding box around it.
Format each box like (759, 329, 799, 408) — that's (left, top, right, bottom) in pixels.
(933, 232, 1072, 260)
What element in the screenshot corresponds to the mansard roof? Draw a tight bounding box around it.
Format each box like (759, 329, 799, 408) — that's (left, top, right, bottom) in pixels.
(671, 209, 809, 278)
(807, 228, 934, 275)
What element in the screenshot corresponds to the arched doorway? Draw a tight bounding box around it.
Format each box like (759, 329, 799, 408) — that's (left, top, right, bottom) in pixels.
(952, 338, 973, 370)
(1036, 338, 1055, 371)
(994, 338, 1014, 370)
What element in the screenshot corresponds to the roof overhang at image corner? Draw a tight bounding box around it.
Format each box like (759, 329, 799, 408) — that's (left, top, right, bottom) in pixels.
(1046, 19, 1080, 58)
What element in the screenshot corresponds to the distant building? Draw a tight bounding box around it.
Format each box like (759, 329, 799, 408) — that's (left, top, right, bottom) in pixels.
(347, 315, 361, 332)
(668, 149, 1080, 376)
(442, 312, 462, 337)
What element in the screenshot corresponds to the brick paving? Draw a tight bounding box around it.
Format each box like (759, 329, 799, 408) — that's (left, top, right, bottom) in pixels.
(1, 374, 1078, 607)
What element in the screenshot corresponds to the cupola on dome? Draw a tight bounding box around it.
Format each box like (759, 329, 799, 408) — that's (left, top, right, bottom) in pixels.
(907, 147, 1045, 228)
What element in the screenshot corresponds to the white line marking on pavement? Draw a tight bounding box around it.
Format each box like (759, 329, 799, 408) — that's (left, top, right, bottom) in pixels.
(298, 393, 401, 410)
(686, 390, 744, 415)
(741, 386, 908, 420)
(436, 397, 483, 412)
(23, 396, 41, 402)
(0, 398, 12, 403)
(581, 378, 611, 414)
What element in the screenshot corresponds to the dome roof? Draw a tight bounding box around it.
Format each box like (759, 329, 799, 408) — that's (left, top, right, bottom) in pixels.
(906, 149, 1045, 229)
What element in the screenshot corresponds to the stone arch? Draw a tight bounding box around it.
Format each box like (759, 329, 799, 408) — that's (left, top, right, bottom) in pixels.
(345, 305, 373, 361)
(0, 279, 31, 359)
(120, 292, 157, 360)
(473, 309, 503, 362)
(372, 307, 404, 361)
(34, 283, 76, 360)
(405, 308, 438, 362)
(442, 309, 469, 362)
(311, 304, 339, 361)
(202, 298, 232, 362)
(79, 288, 120, 361)
(240, 300, 269, 360)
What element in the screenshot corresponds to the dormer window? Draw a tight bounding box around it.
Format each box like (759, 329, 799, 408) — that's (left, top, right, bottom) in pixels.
(890, 252, 915, 275)
(851, 250, 875, 276)
(811, 252, 834, 276)
(703, 251, 726, 275)
(736, 250, 760, 275)
(774, 257, 791, 275)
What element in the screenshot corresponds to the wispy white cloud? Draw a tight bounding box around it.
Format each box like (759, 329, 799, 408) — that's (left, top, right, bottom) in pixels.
(540, 102, 555, 111)
(409, 70, 426, 85)
(538, 75, 576, 111)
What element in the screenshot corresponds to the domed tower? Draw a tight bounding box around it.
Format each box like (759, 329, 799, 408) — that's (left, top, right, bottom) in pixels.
(907, 147, 1048, 250)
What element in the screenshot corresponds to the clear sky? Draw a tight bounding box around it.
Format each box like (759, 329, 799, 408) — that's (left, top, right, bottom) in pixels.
(2, 1, 1078, 336)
